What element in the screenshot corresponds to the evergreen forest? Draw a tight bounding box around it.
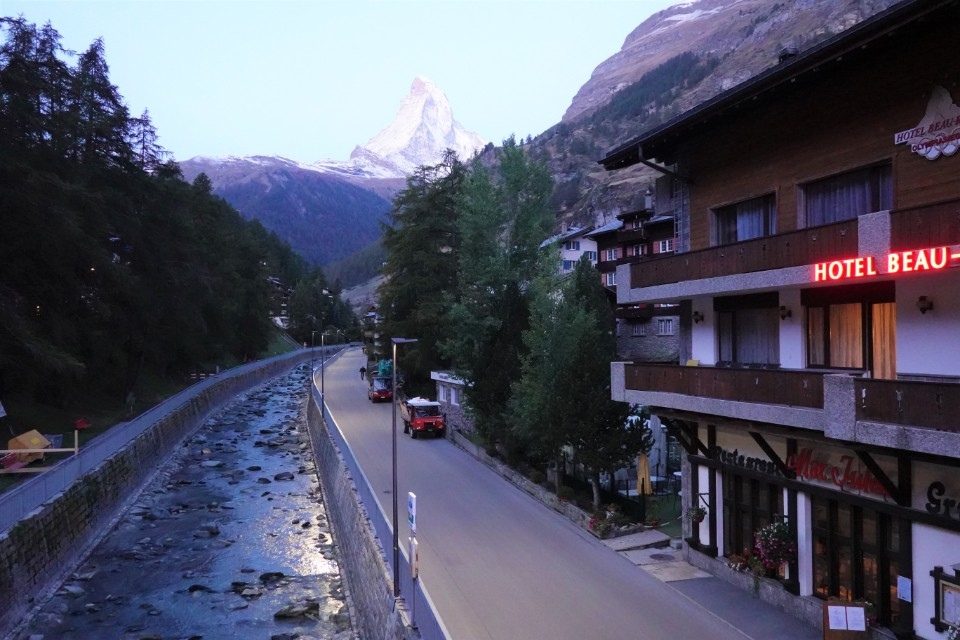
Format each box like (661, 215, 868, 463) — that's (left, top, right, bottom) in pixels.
(0, 18, 320, 413)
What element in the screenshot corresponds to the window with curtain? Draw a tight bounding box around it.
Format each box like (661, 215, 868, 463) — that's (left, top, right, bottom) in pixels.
(718, 306, 779, 364)
(714, 193, 776, 244)
(802, 164, 892, 227)
(803, 284, 896, 378)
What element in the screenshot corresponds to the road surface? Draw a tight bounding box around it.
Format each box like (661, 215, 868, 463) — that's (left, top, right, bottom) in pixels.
(325, 348, 748, 640)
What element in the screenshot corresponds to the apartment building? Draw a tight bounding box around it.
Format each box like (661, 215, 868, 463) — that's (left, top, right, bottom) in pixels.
(600, 1, 960, 637)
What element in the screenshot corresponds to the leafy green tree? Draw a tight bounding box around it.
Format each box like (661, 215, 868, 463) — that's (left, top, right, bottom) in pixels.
(442, 137, 554, 447)
(512, 256, 650, 508)
(378, 149, 465, 393)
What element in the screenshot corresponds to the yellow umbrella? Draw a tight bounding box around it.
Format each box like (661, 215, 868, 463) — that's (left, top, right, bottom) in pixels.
(636, 453, 652, 495)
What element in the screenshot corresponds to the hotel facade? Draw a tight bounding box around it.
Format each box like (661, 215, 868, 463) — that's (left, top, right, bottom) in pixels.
(601, 1, 960, 637)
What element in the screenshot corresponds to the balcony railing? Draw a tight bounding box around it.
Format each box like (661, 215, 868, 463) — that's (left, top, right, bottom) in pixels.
(623, 364, 960, 434)
(629, 221, 857, 288)
(889, 199, 960, 251)
(628, 198, 960, 289)
(855, 377, 960, 433)
(617, 228, 646, 244)
(624, 363, 824, 408)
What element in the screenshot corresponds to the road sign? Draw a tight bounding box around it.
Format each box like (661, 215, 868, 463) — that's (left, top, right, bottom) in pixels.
(407, 491, 417, 533)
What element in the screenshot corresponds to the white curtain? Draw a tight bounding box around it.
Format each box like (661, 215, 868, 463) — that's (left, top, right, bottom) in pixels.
(871, 302, 896, 379)
(829, 303, 863, 368)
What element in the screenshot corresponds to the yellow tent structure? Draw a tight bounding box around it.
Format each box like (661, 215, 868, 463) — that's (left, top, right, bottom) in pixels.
(636, 453, 652, 495)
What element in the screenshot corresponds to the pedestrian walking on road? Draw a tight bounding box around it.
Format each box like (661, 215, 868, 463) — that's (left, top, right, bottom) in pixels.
(359, 366, 366, 380)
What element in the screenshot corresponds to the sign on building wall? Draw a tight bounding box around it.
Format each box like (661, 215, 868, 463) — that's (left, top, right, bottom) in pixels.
(894, 86, 960, 160)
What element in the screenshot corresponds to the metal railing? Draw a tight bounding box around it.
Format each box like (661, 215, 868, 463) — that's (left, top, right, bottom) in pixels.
(314, 360, 447, 639)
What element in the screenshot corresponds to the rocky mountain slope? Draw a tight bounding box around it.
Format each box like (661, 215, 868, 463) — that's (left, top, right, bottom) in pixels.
(182, 0, 903, 282)
(541, 0, 901, 226)
(179, 77, 486, 268)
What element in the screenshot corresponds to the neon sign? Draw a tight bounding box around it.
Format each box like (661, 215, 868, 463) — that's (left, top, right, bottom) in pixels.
(813, 245, 960, 282)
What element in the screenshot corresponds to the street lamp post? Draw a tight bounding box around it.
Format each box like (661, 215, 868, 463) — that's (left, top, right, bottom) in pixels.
(311, 330, 317, 372)
(320, 328, 345, 398)
(391, 337, 417, 598)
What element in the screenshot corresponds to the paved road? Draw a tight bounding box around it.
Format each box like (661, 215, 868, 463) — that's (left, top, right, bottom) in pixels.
(326, 348, 751, 640)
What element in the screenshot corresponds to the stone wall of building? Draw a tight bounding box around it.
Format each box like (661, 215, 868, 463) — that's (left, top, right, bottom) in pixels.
(617, 319, 681, 363)
(0, 354, 308, 638)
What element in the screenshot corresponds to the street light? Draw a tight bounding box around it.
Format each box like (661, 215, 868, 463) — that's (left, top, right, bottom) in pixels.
(320, 328, 345, 397)
(391, 337, 417, 598)
(311, 330, 318, 372)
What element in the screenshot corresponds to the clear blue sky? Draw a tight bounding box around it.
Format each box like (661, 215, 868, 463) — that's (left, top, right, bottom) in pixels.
(4, 0, 677, 163)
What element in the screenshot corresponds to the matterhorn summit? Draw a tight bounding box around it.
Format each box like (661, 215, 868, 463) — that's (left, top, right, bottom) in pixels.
(347, 76, 486, 176)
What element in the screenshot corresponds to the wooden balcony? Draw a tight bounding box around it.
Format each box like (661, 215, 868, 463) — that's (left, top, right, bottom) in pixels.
(627, 198, 960, 289)
(855, 377, 960, 433)
(617, 228, 646, 244)
(624, 363, 824, 408)
(889, 199, 960, 251)
(623, 364, 960, 435)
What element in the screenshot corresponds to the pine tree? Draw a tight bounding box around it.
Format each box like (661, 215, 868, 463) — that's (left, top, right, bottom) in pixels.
(377, 149, 465, 392)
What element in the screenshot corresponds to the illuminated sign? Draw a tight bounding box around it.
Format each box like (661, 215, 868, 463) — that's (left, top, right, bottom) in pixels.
(813, 245, 960, 282)
(894, 86, 960, 160)
(785, 448, 888, 497)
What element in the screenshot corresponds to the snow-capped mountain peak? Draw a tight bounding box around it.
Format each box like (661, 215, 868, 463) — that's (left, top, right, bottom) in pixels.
(348, 76, 486, 176)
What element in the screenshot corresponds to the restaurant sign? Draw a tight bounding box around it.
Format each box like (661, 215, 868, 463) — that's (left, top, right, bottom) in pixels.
(894, 86, 960, 160)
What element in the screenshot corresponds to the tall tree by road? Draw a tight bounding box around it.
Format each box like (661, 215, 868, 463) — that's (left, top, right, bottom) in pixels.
(442, 137, 554, 452)
(378, 149, 465, 393)
(511, 256, 651, 508)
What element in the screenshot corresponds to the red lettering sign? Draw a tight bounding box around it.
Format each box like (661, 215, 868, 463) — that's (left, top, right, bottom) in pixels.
(785, 448, 888, 497)
(813, 245, 960, 282)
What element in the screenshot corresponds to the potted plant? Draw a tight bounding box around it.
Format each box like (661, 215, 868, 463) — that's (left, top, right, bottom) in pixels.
(685, 505, 707, 524)
(754, 520, 796, 571)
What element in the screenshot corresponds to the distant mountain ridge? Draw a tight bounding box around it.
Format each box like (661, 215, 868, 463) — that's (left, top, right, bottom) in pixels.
(181, 0, 902, 283)
(180, 76, 486, 272)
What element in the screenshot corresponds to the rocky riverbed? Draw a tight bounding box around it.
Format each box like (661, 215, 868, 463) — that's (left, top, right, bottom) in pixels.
(15, 365, 353, 640)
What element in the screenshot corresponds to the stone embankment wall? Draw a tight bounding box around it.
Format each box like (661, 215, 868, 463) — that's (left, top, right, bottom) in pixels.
(0, 353, 310, 639)
(305, 397, 418, 640)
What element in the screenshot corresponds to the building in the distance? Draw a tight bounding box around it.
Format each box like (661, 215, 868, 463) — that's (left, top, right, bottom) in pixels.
(600, 1, 960, 637)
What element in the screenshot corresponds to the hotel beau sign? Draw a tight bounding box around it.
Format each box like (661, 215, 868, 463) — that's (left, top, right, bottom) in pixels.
(895, 86, 960, 160)
(813, 245, 960, 282)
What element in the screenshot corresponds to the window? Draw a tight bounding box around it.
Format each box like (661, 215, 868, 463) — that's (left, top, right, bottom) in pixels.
(450, 387, 459, 406)
(716, 293, 779, 365)
(583, 250, 597, 261)
(562, 260, 576, 271)
(632, 321, 646, 336)
(802, 164, 892, 227)
(803, 282, 895, 378)
(563, 240, 581, 251)
(604, 248, 617, 261)
(714, 194, 776, 244)
(605, 271, 616, 287)
(812, 496, 902, 627)
(438, 385, 447, 402)
(632, 244, 646, 257)
(657, 239, 674, 254)
(657, 318, 674, 335)
(723, 472, 784, 563)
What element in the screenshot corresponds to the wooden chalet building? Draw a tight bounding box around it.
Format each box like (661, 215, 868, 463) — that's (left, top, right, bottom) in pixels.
(600, 1, 960, 637)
